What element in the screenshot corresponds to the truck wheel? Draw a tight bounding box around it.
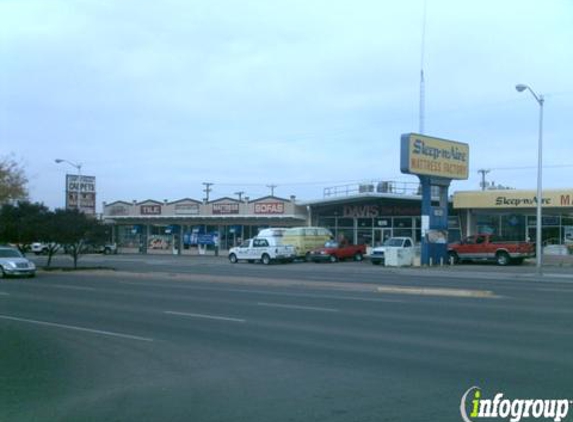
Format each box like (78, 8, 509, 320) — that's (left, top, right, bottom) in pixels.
(261, 254, 271, 265)
(448, 251, 460, 265)
(354, 253, 363, 262)
(371, 260, 381, 265)
(229, 253, 238, 264)
(329, 255, 338, 263)
(496, 251, 510, 266)
(0, 267, 5, 278)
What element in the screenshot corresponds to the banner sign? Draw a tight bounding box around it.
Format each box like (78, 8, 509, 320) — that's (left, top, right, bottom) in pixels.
(401, 133, 469, 180)
(175, 204, 200, 215)
(454, 190, 573, 209)
(254, 202, 285, 214)
(140, 204, 162, 215)
(212, 203, 239, 215)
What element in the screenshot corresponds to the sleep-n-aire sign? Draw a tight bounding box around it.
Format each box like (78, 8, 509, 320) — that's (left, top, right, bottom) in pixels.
(400, 133, 470, 180)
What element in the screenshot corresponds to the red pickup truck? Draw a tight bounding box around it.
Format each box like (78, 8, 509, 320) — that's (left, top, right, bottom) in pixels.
(448, 234, 535, 266)
(308, 241, 366, 263)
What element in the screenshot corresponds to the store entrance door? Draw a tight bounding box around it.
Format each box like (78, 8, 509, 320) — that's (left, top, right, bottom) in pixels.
(373, 229, 392, 247)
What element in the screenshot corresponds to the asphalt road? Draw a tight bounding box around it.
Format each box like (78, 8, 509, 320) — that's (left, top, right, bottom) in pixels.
(2, 255, 573, 422)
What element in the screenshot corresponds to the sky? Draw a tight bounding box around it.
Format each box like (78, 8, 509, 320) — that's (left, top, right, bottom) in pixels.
(1, 0, 572, 211)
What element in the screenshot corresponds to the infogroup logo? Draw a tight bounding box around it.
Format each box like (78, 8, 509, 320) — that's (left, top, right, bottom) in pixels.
(460, 386, 571, 422)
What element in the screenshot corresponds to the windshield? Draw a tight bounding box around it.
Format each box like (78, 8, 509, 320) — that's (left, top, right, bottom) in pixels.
(0, 249, 23, 258)
(383, 238, 404, 247)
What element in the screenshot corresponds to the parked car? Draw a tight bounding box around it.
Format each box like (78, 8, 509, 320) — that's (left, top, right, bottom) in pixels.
(368, 237, 416, 265)
(308, 241, 366, 263)
(31, 242, 61, 255)
(448, 234, 535, 266)
(96, 243, 118, 255)
(228, 237, 296, 265)
(281, 227, 333, 259)
(31, 242, 48, 255)
(62, 242, 118, 255)
(0, 246, 36, 278)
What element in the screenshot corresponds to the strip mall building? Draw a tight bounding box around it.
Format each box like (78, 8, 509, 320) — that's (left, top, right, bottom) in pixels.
(102, 184, 573, 253)
(453, 189, 573, 245)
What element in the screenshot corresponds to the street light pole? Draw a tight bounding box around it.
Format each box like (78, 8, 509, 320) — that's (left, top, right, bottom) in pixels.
(55, 159, 83, 211)
(515, 84, 544, 275)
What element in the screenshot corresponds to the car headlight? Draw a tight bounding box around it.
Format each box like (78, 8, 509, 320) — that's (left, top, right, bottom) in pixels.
(6, 261, 17, 268)
(28, 262, 36, 270)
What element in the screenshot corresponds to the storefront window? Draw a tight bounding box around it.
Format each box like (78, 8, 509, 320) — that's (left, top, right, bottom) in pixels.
(357, 218, 373, 228)
(501, 215, 525, 241)
(318, 217, 335, 227)
(394, 217, 413, 228)
(375, 218, 391, 228)
(337, 229, 353, 244)
(393, 228, 414, 238)
(476, 215, 499, 235)
(357, 229, 373, 246)
(337, 218, 354, 228)
(117, 225, 139, 248)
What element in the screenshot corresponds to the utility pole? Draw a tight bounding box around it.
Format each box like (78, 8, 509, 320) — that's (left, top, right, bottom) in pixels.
(419, 0, 427, 134)
(266, 184, 277, 196)
(202, 182, 213, 202)
(234, 191, 245, 201)
(478, 169, 490, 191)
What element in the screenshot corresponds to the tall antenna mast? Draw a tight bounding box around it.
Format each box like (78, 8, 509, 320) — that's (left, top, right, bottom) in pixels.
(419, 0, 427, 134)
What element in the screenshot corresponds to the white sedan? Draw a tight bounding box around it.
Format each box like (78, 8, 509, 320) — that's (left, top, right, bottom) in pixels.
(0, 247, 36, 278)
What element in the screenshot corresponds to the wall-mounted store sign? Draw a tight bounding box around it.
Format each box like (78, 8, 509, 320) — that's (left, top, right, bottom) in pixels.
(400, 133, 469, 180)
(454, 190, 573, 209)
(212, 203, 239, 215)
(140, 205, 161, 215)
(342, 204, 421, 218)
(175, 204, 200, 215)
(254, 202, 285, 214)
(108, 205, 129, 216)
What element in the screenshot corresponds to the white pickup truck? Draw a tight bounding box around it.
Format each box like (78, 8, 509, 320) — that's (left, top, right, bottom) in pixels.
(228, 237, 296, 265)
(368, 237, 416, 265)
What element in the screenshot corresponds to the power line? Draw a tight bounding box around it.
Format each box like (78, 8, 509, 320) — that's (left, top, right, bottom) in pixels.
(483, 164, 573, 171)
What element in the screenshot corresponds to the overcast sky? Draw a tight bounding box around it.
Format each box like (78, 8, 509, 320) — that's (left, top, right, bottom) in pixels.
(1, 0, 571, 210)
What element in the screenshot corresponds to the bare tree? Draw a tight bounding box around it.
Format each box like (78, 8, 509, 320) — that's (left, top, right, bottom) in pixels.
(0, 155, 28, 204)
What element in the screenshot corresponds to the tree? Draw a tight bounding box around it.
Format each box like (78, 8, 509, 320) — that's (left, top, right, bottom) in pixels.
(0, 201, 49, 253)
(35, 211, 62, 268)
(0, 155, 28, 204)
(52, 209, 109, 268)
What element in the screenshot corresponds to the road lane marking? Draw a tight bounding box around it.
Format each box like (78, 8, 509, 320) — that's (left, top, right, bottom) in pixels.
(51, 284, 97, 291)
(119, 280, 405, 304)
(376, 286, 497, 298)
(257, 302, 339, 313)
(0, 292, 9, 296)
(164, 311, 246, 323)
(0, 314, 154, 342)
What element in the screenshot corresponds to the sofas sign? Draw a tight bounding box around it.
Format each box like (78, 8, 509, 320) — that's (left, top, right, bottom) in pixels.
(254, 202, 285, 214)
